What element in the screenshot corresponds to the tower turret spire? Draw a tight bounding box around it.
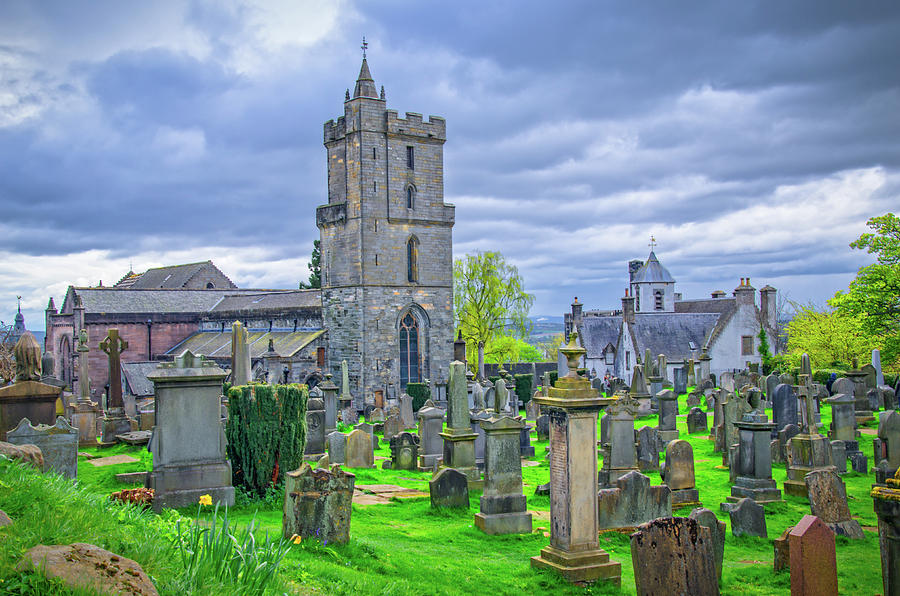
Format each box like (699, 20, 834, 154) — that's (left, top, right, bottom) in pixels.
(353, 38, 379, 99)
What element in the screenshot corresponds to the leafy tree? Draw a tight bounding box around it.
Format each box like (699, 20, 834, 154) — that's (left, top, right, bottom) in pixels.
(786, 301, 874, 367)
(454, 252, 534, 365)
(299, 239, 321, 289)
(831, 212, 900, 365)
(757, 328, 773, 374)
(484, 336, 543, 364)
(537, 333, 564, 362)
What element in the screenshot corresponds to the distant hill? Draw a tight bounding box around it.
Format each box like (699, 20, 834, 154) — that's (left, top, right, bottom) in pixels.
(527, 315, 563, 343)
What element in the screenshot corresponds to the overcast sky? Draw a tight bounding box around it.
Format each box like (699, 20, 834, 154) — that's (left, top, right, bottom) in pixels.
(2, 0, 899, 331)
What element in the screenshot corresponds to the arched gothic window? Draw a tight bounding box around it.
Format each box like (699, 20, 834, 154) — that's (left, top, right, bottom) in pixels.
(399, 312, 420, 387)
(406, 185, 415, 209)
(407, 236, 419, 283)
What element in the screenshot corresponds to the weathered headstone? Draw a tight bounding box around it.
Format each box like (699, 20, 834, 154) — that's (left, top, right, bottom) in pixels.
(875, 410, 900, 483)
(519, 423, 535, 457)
(630, 517, 719, 596)
(318, 373, 339, 434)
(723, 497, 766, 538)
(230, 321, 251, 386)
(474, 415, 531, 535)
(471, 380, 485, 411)
(686, 390, 702, 407)
(873, 348, 885, 388)
(70, 328, 99, 446)
(600, 394, 641, 485)
(728, 410, 782, 504)
(369, 407, 385, 422)
(804, 469, 863, 539)
(417, 400, 445, 469)
(283, 463, 355, 544)
(660, 440, 700, 508)
(777, 423, 800, 463)
(304, 397, 326, 457)
(327, 431, 347, 465)
(825, 393, 856, 442)
(429, 467, 469, 508)
(673, 367, 687, 395)
(399, 393, 416, 430)
(440, 361, 479, 485)
(831, 377, 853, 397)
(862, 364, 878, 389)
(383, 411, 401, 442)
(789, 515, 838, 596)
(531, 333, 621, 585)
(872, 467, 900, 596)
(535, 414, 549, 441)
(146, 351, 233, 511)
(656, 389, 679, 446)
(830, 440, 847, 474)
(765, 374, 779, 402)
(597, 470, 671, 531)
(6, 416, 77, 479)
(635, 426, 659, 473)
(690, 507, 726, 582)
(525, 398, 540, 421)
(686, 407, 707, 434)
(345, 429, 374, 468)
(773, 384, 799, 437)
(389, 431, 419, 471)
(99, 328, 131, 443)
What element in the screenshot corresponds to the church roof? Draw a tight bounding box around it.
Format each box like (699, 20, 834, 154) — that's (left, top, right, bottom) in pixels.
(209, 290, 321, 315)
(631, 251, 675, 284)
(580, 316, 623, 358)
(122, 261, 236, 290)
(122, 361, 159, 397)
(167, 329, 326, 360)
(628, 312, 720, 361)
(353, 58, 378, 99)
(66, 288, 238, 314)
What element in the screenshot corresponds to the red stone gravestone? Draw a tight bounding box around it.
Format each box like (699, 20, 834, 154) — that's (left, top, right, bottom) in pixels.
(789, 515, 837, 596)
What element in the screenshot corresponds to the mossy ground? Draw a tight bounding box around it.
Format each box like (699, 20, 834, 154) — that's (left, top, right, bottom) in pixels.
(2, 390, 886, 594)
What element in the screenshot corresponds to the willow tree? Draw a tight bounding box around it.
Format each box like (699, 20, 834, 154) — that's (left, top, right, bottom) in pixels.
(453, 252, 534, 366)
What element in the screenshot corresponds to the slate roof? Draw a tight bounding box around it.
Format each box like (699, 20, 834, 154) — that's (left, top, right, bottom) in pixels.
(166, 329, 326, 360)
(580, 316, 622, 358)
(631, 251, 675, 284)
(66, 288, 233, 314)
(628, 312, 720, 361)
(122, 362, 159, 397)
(209, 290, 321, 314)
(675, 297, 739, 349)
(126, 261, 236, 289)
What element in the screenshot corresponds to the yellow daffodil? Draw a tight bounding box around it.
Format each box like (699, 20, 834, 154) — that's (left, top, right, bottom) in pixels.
(198, 494, 213, 506)
(290, 534, 302, 544)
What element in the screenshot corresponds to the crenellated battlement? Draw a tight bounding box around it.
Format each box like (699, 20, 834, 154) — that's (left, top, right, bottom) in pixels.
(386, 110, 446, 140)
(323, 116, 347, 142)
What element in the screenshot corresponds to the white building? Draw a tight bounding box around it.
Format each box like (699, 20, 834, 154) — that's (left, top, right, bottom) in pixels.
(565, 250, 777, 381)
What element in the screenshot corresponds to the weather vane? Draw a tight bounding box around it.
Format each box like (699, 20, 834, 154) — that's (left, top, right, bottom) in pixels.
(361, 36, 368, 59)
(648, 235, 657, 251)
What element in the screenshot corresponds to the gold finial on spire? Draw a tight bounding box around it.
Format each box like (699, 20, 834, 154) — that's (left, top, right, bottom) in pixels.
(648, 235, 657, 251)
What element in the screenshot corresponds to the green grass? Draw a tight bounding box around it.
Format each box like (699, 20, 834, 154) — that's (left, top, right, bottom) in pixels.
(0, 392, 886, 594)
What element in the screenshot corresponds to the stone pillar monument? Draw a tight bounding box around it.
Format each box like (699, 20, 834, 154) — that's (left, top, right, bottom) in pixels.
(319, 373, 339, 435)
(728, 410, 782, 503)
(147, 351, 234, 511)
(339, 359, 358, 425)
(230, 321, 252, 386)
(475, 415, 531, 535)
(846, 358, 875, 423)
(784, 374, 836, 497)
(531, 332, 621, 585)
(70, 328, 100, 446)
(99, 328, 132, 444)
(698, 349, 712, 383)
(440, 361, 480, 486)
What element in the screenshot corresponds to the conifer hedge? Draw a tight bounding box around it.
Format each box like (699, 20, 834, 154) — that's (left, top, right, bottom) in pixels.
(514, 373, 533, 404)
(405, 382, 431, 411)
(225, 383, 308, 496)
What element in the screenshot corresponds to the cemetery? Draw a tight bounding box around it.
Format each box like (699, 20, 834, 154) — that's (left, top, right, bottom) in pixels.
(0, 324, 896, 594)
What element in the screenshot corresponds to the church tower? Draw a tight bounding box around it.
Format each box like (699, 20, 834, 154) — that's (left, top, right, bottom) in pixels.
(317, 49, 454, 409)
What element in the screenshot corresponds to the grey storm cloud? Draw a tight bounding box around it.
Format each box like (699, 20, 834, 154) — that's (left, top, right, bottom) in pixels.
(1, 0, 899, 327)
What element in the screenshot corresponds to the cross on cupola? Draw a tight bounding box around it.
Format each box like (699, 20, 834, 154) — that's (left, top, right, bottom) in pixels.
(361, 36, 368, 59)
(648, 235, 657, 251)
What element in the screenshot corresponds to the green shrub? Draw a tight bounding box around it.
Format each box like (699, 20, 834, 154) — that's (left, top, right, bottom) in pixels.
(226, 384, 308, 497)
(514, 374, 532, 404)
(812, 369, 845, 384)
(405, 383, 431, 411)
(549, 371, 558, 386)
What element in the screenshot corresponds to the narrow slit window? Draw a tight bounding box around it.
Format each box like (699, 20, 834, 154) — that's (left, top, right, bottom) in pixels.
(407, 146, 414, 169)
(407, 186, 414, 209)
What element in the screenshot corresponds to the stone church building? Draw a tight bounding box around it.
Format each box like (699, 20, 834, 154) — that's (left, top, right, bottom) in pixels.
(565, 250, 778, 381)
(43, 58, 454, 411)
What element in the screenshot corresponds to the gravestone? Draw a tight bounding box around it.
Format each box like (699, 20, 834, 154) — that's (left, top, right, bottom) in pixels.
(519, 423, 535, 457)
(720, 372, 735, 393)
(472, 380, 485, 411)
(597, 470, 671, 531)
(720, 393, 752, 466)
(70, 328, 100, 446)
(862, 364, 878, 389)
(399, 393, 416, 430)
(873, 348, 885, 388)
(535, 414, 549, 441)
(825, 393, 856, 442)
(880, 385, 897, 411)
(765, 374, 779, 402)
(429, 468, 469, 509)
(875, 410, 900, 483)
(369, 407, 385, 423)
(784, 380, 837, 497)
(327, 431, 347, 465)
(230, 321, 252, 385)
(389, 432, 419, 471)
(868, 387, 882, 411)
(776, 423, 800, 463)
(470, 409, 489, 468)
(830, 440, 847, 474)
(690, 507, 726, 582)
(146, 351, 233, 511)
(441, 361, 479, 485)
(656, 389, 679, 446)
(600, 394, 641, 486)
(531, 333, 621, 585)
(628, 366, 652, 415)
(600, 413, 610, 446)
(722, 497, 766, 538)
(687, 407, 707, 434)
(686, 390, 702, 407)
(872, 468, 900, 596)
(728, 411, 782, 503)
(773, 384, 799, 437)
(831, 377, 853, 397)
(417, 400, 445, 469)
(779, 373, 794, 386)
(630, 517, 719, 596)
(99, 328, 132, 443)
(354, 422, 377, 451)
(673, 367, 687, 395)
(773, 526, 792, 572)
(804, 469, 864, 539)
(304, 397, 326, 457)
(474, 415, 531, 535)
(660, 440, 700, 508)
(525, 398, 540, 421)
(6, 417, 77, 479)
(345, 429, 374, 468)
(283, 463, 355, 544)
(789, 515, 838, 596)
(318, 374, 339, 435)
(383, 411, 401, 442)
(492, 376, 508, 414)
(635, 426, 660, 473)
